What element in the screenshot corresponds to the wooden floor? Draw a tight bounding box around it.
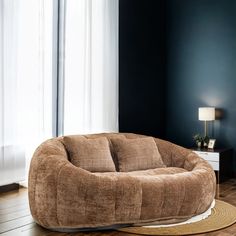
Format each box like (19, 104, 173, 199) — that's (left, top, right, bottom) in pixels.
(1, 180, 236, 236)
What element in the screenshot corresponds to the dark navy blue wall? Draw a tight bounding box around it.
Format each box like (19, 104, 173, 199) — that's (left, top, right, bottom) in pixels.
(119, 0, 166, 138)
(119, 0, 236, 160)
(166, 0, 236, 151)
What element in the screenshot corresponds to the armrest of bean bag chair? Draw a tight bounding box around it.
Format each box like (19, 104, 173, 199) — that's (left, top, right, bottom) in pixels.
(154, 137, 216, 210)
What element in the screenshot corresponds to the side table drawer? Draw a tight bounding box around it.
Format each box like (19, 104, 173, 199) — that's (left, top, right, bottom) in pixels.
(193, 151, 219, 162)
(207, 161, 219, 171)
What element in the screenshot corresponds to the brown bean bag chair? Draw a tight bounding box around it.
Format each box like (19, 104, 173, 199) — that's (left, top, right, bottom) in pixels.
(28, 133, 216, 231)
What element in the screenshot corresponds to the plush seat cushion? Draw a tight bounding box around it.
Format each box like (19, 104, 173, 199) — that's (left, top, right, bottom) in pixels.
(93, 167, 187, 178)
(111, 137, 166, 172)
(63, 136, 116, 172)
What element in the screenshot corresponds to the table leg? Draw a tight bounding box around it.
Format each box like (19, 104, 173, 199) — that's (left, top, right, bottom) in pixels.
(217, 171, 220, 184)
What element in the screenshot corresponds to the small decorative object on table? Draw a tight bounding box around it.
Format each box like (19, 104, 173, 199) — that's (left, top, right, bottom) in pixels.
(203, 136, 209, 148)
(208, 139, 216, 149)
(193, 134, 210, 148)
(193, 134, 203, 148)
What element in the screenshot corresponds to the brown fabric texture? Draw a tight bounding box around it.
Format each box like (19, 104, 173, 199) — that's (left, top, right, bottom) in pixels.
(28, 133, 216, 230)
(63, 136, 115, 172)
(111, 137, 165, 172)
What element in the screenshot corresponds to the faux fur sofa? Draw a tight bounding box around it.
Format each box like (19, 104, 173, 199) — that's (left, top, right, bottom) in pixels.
(28, 133, 216, 231)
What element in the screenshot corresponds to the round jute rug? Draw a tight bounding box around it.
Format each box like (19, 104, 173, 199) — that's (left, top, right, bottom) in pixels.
(117, 200, 236, 235)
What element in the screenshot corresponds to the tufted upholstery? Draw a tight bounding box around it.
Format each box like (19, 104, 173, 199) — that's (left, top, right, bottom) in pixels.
(28, 133, 216, 230)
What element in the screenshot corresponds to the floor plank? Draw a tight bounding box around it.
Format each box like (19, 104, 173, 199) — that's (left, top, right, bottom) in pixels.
(0, 208, 31, 223)
(0, 203, 29, 215)
(0, 223, 55, 236)
(0, 215, 34, 234)
(1, 180, 236, 235)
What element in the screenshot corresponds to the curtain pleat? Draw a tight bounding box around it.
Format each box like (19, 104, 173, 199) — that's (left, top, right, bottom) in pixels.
(0, 0, 53, 185)
(63, 0, 119, 135)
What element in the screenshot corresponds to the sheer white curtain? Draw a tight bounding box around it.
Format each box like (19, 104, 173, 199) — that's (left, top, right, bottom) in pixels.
(0, 0, 119, 185)
(0, 0, 53, 185)
(63, 0, 119, 135)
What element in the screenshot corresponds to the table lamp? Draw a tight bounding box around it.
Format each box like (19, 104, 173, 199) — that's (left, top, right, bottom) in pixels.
(198, 107, 215, 137)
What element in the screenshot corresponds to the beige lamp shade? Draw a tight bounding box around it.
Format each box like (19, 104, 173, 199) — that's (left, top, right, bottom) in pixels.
(198, 107, 215, 121)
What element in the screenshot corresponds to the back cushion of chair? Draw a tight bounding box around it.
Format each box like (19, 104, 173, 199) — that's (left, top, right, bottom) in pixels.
(84, 133, 127, 171)
(63, 136, 116, 172)
(110, 137, 166, 172)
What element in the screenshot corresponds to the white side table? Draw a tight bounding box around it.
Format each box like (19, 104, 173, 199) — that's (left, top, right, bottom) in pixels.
(191, 148, 233, 184)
